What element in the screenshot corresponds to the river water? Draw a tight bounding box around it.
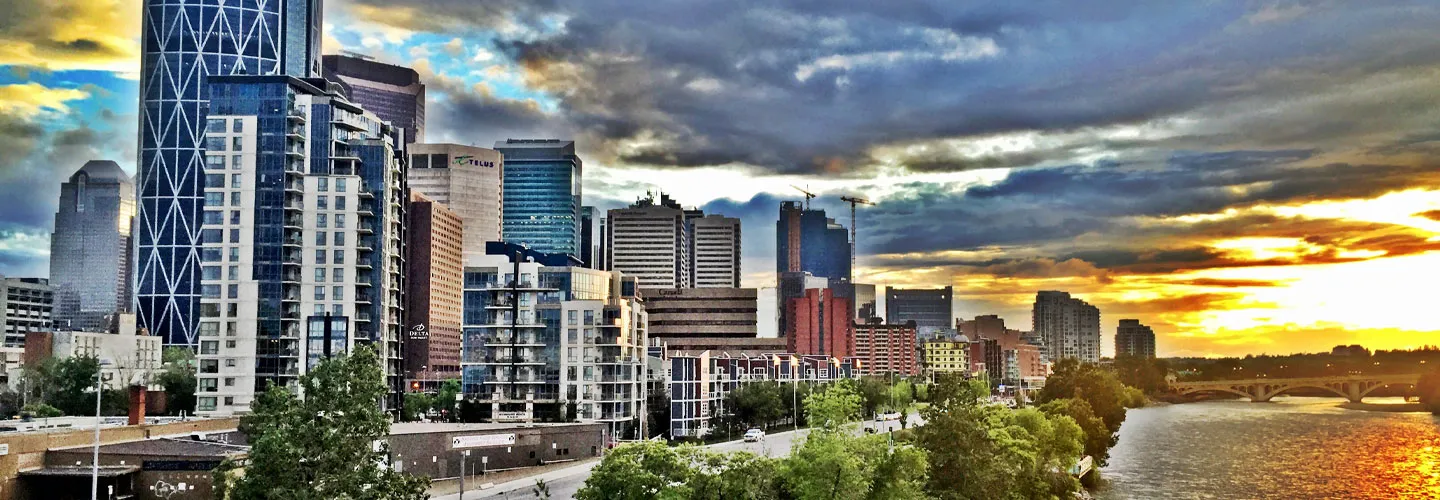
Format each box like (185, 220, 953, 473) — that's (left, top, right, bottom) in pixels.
(1100, 397, 1440, 499)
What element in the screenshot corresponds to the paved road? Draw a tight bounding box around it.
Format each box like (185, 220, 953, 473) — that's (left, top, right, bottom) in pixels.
(435, 416, 920, 500)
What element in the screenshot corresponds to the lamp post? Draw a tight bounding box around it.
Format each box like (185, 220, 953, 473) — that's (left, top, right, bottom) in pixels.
(92, 357, 114, 500)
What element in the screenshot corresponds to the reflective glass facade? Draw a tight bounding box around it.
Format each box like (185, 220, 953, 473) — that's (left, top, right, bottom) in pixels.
(50, 161, 135, 332)
(496, 140, 582, 259)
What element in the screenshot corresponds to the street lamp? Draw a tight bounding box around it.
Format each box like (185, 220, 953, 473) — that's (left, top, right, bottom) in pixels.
(92, 357, 114, 500)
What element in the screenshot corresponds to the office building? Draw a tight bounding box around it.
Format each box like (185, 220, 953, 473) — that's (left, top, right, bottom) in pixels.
(922, 341, 970, 376)
(654, 337, 789, 357)
(668, 352, 858, 438)
(690, 215, 741, 288)
(777, 272, 828, 343)
(885, 286, 953, 337)
(1032, 291, 1102, 362)
(643, 288, 757, 339)
(496, 139, 583, 260)
(854, 283, 877, 321)
(0, 278, 52, 348)
(136, 0, 323, 346)
(194, 75, 408, 417)
(406, 192, 465, 390)
(580, 206, 602, 269)
(25, 314, 161, 390)
(408, 143, 504, 262)
(786, 288, 853, 358)
(775, 201, 852, 309)
(322, 54, 426, 145)
(853, 322, 918, 376)
(49, 160, 136, 332)
(1116, 319, 1157, 358)
(606, 195, 690, 289)
(460, 252, 648, 435)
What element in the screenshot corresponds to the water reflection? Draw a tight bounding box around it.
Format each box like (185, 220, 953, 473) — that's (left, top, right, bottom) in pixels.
(1101, 397, 1440, 499)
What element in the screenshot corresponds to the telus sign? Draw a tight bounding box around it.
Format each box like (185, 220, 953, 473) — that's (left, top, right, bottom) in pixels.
(453, 155, 496, 168)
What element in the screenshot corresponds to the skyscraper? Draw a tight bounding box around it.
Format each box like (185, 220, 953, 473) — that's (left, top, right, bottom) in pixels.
(322, 54, 427, 145)
(885, 286, 954, 337)
(580, 206, 601, 269)
(50, 161, 135, 332)
(690, 215, 741, 288)
(607, 195, 690, 290)
(406, 192, 464, 390)
(775, 201, 852, 315)
(496, 139, 582, 260)
(194, 75, 407, 417)
(408, 143, 503, 263)
(1116, 319, 1157, 358)
(137, 0, 324, 346)
(1032, 291, 1101, 362)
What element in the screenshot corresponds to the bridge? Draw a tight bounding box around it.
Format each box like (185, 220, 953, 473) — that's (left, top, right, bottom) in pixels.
(1170, 374, 1421, 403)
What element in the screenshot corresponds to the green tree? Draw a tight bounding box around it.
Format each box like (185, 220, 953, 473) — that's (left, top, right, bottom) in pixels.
(50, 356, 103, 416)
(576, 440, 695, 499)
(688, 449, 782, 500)
(22, 402, 62, 418)
(857, 377, 889, 416)
(225, 345, 429, 499)
(156, 347, 197, 415)
(402, 392, 433, 422)
(1038, 358, 1129, 434)
(1040, 398, 1115, 466)
(434, 379, 461, 421)
(782, 430, 873, 500)
(1111, 355, 1169, 394)
(890, 379, 914, 410)
(647, 392, 671, 438)
(725, 383, 786, 430)
(804, 382, 863, 429)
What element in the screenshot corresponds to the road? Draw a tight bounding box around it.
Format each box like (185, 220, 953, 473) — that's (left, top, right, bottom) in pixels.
(436, 416, 918, 500)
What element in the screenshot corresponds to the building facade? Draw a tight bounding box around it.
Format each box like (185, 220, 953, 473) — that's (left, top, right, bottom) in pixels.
(460, 253, 648, 436)
(775, 202, 852, 312)
(853, 322, 919, 376)
(407, 143, 504, 262)
(854, 283, 877, 321)
(668, 352, 858, 438)
(50, 161, 135, 333)
(0, 278, 52, 348)
(194, 76, 408, 417)
(885, 286, 953, 337)
(1116, 319, 1157, 358)
(496, 139, 582, 260)
(690, 215, 741, 288)
(136, 0, 323, 346)
(1032, 291, 1101, 362)
(642, 288, 757, 339)
(25, 315, 162, 390)
(786, 288, 853, 358)
(606, 201, 690, 290)
(580, 206, 602, 270)
(922, 341, 969, 376)
(321, 54, 426, 145)
(406, 192, 464, 389)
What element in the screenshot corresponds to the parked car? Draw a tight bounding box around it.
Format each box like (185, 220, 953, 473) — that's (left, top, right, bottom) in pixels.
(743, 428, 765, 442)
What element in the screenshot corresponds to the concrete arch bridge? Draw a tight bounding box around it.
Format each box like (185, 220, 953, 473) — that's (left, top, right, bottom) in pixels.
(1170, 374, 1421, 403)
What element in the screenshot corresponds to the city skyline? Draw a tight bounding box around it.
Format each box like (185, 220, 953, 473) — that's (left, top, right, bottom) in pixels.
(3, 2, 1440, 357)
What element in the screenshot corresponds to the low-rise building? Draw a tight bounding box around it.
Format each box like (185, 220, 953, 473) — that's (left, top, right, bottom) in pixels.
(25, 314, 162, 389)
(642, 287, 757, 339)
(922, 340, 970, 376)
(0, 277, 52, 348)
(668, 352, 858, 439)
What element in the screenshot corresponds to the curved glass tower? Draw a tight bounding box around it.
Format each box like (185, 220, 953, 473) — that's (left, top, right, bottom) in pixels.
(137, 0, 322, 345)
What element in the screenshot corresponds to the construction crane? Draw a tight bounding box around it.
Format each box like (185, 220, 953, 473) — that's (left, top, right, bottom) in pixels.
(840, 195, 873, 277)
(792, 185, 817, 209)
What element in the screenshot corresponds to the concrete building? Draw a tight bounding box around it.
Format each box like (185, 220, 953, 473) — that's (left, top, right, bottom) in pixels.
(1116, 319, 1157, 358)
(642, 288, 757, 339)
(406, 192, 465, 389)
(854, 283, 877, 321)
(136, 0, 323, 347)
(668, 352, 858, 438)
(460, 250, 648, 437)
(853, 322, 919, 376)
(25, 315, 162, 390)
(194, 75, 409, 417)
(0, 278, 52, 348)
(49, 160, 135, 333)
(1005, 344, 1046, 391)
(1032, 291, 1102, 362)
(777, 272, 828, 343)
(606, 196, 690, 289)
(496, 139, 583, 261)
(408, 143, 504, 261)
(922, 341, 969, 376)
(690, 215, 741, 288)
(885, 286, 953, 337)
(322, 54, 426, 145)
(786, 288, 853, 358)
(776, 202, 852, 314)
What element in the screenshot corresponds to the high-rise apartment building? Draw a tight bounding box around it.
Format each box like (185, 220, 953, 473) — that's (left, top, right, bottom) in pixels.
(1032, 291, 1101, 362)
(776, 201, 852, 306)
(496, 139, 582, 260)
(407, 144, 503, 262)
(606, 196, 690, 290)
(0, 278, 52, 348)
(137, 0, 323, 346)
(690, 215, 741, 288)
(786, 288, 853, 358)
(853, 322, 918, 376)
(406, 192, 464, 390)
(50, 161, 135, 332)
(885, 286, 953, 337)
(1116, 319, 1157, 358)
(194, 75, 408, 417)
(321, 54, 426, 145)
(460, 252, 648, 434)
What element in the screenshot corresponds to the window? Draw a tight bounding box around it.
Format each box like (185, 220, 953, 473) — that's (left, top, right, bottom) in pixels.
(202, 266, 221, 280)
(207, 118, 226, 132)
(314, 304, 325, 315)
(335, 196, 346, 210)
(317, 214, 327, 228)
(224, 359, 236, 367)
(201, 229, 221, 244)
(332, 286, 343, 300)
(317, 196, 327, 210)
(568, 311, 578, 326)
(226, 319, 236, 333)
(332, 304, 343, 315)
(332, 250, 344, 264)
(205, 137, 226, 151)
(231, 137, 243, 150)
(230, 191, 241, 206)
(206, 155, 226, 169)
(198, 322, 219, 337)
(227, 284, 238, 298)
(230, 211, 241, 224)
(315, 232, 327, 246)
(315, 268, 326, 282)
(335, 214, 345, 228)
(231, 155, 242, 169)
(224, 378, 235, 386)
(202, 285, 220, 298)
(226, 340, 236, 348)
(332, 268, 343, 282)
(230, 228, 240, 243)
(229, 247, 240, 262)
(197, 397, 217, 411)
(200, 341, 219, 355)
(315, 287, 326, 300)
(203, 211, 223, 225)
(317, 178, 328, 192)
(334, 232, 344, 245)
(202, 248, 222, 262)
(232, 119, 243, 133)
(228, 266, 239, 280)
(205, 193, 225, 207)
(231, 174, 242, 188)
(199, 378, 217, 393)
(224, 397, 234, 406)
(336, 178, 347, 192)
(206, 174, 225, 188)
(315, 250, 326, 264)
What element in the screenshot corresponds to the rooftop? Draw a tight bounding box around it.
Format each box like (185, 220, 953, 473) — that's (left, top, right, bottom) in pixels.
(389, 421, 599, 435)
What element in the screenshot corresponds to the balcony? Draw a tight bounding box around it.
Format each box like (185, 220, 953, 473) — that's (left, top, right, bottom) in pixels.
(281, 271, 301, 283)
(283, 215, 303, 228)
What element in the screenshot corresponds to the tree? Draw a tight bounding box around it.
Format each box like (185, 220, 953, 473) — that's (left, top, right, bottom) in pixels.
(1112, 355, 1169, 394)
(402, 392, 433, 422)
(1419, 369, 1440, 414)
(156, 347, 197, 415)
(434, 379, 461, 421)
(890, 379, 914, 410)
(782, 430, 873, 500)
(224, 345, 429, 499)
(857, 377, 889, 416)
(1038, 358, 1129, 434)
(50, 356, 103, 416)
(1040, 398, 1115, 466)
(647, 392, 672, 438)
(725, 383, 786, 430)
(804, 382, 863, 429)
(576, 440, 696, 499)
(22, 403, 62, 418)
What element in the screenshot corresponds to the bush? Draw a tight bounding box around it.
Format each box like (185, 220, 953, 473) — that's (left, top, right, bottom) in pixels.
(22, 403, 62, 418)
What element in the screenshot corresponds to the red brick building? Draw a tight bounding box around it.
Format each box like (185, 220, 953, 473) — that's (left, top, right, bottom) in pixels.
(786, 288, 853, 358)
(853, 322, 919, 376)
(405, 192, 464, 391)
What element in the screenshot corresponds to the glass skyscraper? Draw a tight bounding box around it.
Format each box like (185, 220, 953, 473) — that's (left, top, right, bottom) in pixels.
(137, 0, 324, 346)
(50, 161, 136, 332)
(496, 139, 583, 260)
(322, 55, 426, 146)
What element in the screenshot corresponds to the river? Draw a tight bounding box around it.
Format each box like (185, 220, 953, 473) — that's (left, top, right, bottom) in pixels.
(1100, 397, 1440, 499)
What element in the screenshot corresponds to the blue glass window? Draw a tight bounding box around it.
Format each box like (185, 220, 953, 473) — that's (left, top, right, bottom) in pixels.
(203, 211, 223, 225)
(202, 266, 221, 280)
(205, 193, 225, 206)
(202, 249, 222, 262)
(206, 137, 226, 151)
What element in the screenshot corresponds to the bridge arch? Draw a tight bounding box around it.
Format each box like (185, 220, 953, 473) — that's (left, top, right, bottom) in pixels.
(1175, 386, 1255, 400)
(1256, 383, 1349, 402)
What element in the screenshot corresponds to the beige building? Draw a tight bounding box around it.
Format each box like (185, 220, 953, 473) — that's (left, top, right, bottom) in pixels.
(690, 214, 741, 288)
(642, 288, 757, 339)
(923, 341, 970, 376)
(25, 314, 162, 389)
(408, 143, 504, 262)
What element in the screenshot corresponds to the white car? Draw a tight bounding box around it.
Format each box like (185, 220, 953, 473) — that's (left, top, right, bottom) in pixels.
(879, 412, 902, 421)
(743, 428, 765, 442)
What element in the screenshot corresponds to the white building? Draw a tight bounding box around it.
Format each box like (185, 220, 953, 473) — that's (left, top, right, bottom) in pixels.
(34, 315, 162, 390)
(1031, 291, 1101, 363)
(408, 143, 504, 262)
(689, 215, 741, 288)
(606, 203, 690, 290)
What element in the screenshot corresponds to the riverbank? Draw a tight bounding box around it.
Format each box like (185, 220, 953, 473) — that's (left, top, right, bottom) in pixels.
(1339, 401, 1429, 413)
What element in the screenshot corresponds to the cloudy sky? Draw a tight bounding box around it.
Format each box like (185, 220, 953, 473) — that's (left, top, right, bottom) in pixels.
(3, 0, 1440, 357)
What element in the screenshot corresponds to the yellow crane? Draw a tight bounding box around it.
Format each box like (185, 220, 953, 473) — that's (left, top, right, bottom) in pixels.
(792, 185, 816, 210)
